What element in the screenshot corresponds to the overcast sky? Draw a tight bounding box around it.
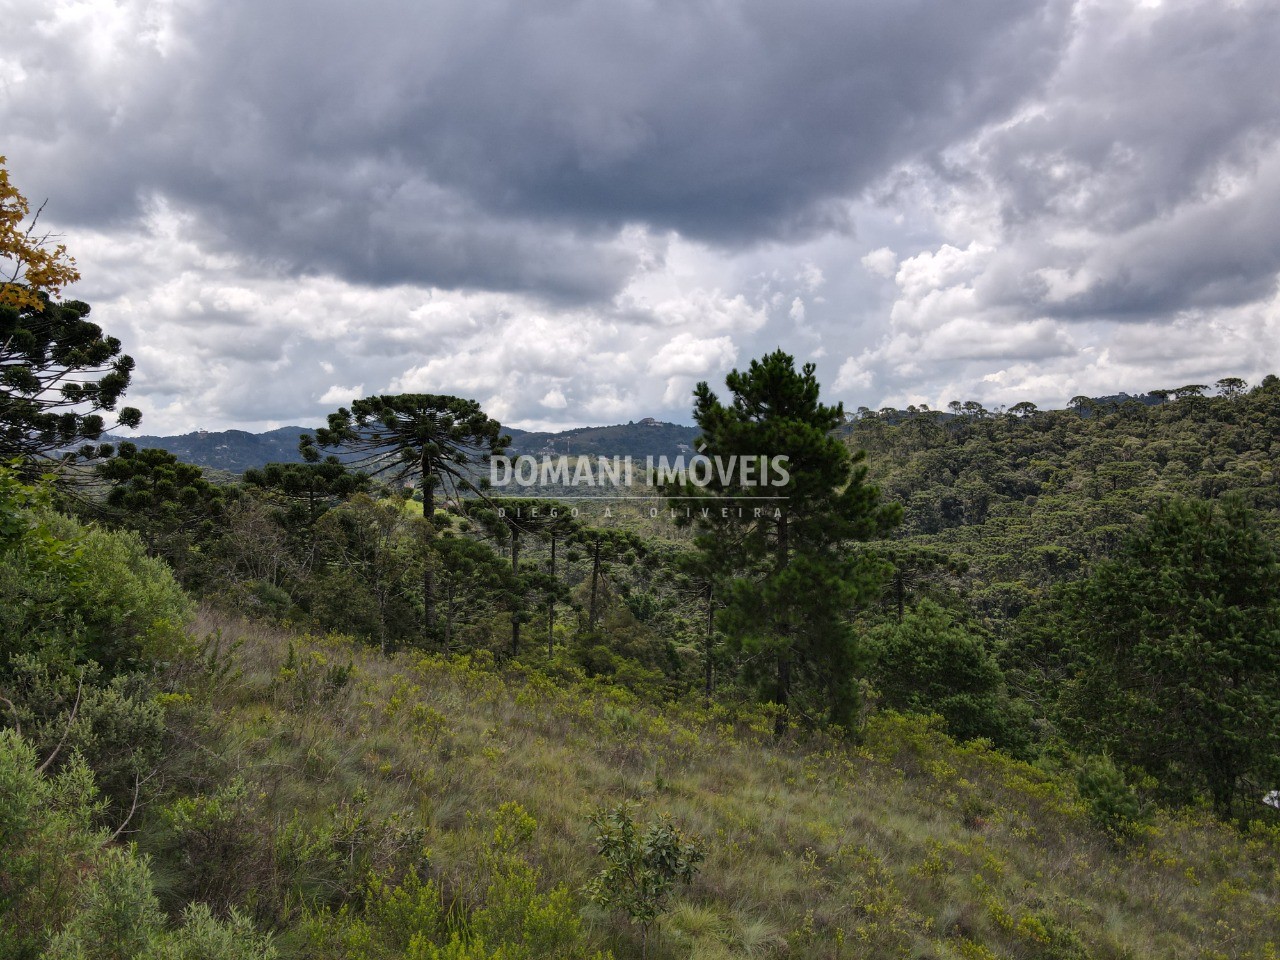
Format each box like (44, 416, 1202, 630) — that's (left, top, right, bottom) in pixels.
(4, 0, 1279, 433)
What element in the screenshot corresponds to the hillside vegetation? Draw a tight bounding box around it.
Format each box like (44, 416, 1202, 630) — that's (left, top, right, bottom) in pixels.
(7, 339, 1280, 959)
(847, 379, 1280, 623)
(9, 586, 1280, 960)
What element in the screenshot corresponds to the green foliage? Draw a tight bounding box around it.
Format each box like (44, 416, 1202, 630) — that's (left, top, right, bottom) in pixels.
(585, 803, 704, 956)
(0, 731, 101, 959)
(677, 349, 899, 728)
(291, 803, 602, 960)
(0, 504, 191, 673)
(244, 457, 369, 524)
(301, 393, 507, 513)
(868, 600, 1029, 750)
(0, 294, 140, 471)
(0, 730, 276, 960)
(96, 443, 236, 580)
(308, 494, 426, 649)
(1058, 497, 1280, 813)
(44, 845, 170, 960)
(1075, 754, 1146, 839)
(0, 467, 188, 815)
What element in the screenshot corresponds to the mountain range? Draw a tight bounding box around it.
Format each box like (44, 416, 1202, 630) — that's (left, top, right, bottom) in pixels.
(109, 419, 701, 473)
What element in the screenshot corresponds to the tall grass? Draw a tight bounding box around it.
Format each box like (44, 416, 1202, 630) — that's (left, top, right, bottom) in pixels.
(181, 606, 1280, 959)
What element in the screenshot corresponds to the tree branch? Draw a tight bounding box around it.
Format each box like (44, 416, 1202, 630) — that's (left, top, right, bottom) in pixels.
(36, 676, 83, 775)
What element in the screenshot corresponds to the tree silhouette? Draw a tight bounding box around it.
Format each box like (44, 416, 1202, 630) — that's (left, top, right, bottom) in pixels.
(301, 394, 507, 636)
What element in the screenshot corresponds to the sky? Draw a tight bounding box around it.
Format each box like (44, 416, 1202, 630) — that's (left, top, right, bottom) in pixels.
(4, 0, 1280, 434)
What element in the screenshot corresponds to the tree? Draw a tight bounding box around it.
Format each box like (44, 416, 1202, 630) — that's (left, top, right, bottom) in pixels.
(867, 600, 1027, 748)
(673, 350, 899, 730)
(669, 546, 726, 701)
(873, 543, 967, 623)
(309, 493, 424, 651)
(432, 532, 515, 651)
(1214, 377, 1247, 400)
(471, 499, 579, 657)
(569, 526, 647, 635)
(0, 159, 140, 472)
(301, 394, 507, 636)
(1059, 497, 1280, 814)
(1, 155, 80, 311)
(244, 458, 368, 525)
(96, 443, 234, 581)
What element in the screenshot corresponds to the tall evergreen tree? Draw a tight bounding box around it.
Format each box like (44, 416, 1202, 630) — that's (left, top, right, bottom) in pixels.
(1, 159, 139, 472)
(300, 394, 507, 636)
(674, 350, 899, 729)
(244, 458, 368, 525)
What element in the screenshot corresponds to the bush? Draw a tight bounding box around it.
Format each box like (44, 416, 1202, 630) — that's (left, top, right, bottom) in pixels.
(868, 600, 1030, 750)
(1076, 754, 1146, 839)
(585, 803, 705, 958)
(0, 729, 276, 960)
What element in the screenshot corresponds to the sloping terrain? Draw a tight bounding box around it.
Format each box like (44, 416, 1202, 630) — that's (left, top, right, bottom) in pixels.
(177, 607, 1280, 960)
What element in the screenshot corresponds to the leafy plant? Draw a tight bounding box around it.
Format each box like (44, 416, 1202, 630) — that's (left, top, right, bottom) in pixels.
(585, 803, 704, 958)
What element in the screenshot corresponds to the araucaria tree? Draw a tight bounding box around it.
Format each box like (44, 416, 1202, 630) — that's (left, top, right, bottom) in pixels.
(1, 157, 140, 469)
(676, 350, 899, 730)
(300, 394, 507, 635)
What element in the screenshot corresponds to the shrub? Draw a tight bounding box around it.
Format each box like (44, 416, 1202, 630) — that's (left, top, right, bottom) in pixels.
(1, 729, 275, 960)
(1076, 754, 1146, 839)
(868, 600, 1031, 750)
(585, 803, 705, 958)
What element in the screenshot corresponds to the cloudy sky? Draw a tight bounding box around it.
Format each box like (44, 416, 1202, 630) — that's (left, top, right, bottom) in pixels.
(4, 0, 1279, 433)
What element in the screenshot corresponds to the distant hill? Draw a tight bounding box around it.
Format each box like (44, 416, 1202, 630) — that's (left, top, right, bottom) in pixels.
(110, 419, 700, 473)
(107, 427, 312, 473)
(504, 419, 699, 459)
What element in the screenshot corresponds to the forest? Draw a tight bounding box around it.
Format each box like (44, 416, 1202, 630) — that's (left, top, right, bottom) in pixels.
(5, 156, 1280, 959)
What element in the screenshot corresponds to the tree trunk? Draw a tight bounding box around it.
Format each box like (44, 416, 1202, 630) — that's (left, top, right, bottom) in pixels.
(444, 581, 454, 649)
(588, 537, 602, 632)
(421, 450, 436, 639)
(547, 535, 557, 657)
(704, 582, 714, 702)
(775, 652, 791, 737)
(510, 525, 521, 656)
(774, 511, 790, 737)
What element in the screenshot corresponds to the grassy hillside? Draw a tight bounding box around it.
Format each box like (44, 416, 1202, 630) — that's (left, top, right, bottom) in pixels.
(161, 607, 1280, 960)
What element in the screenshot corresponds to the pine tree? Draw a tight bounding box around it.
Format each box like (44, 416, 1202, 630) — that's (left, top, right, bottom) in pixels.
(674, 350, 899, 730)
(0, 158, 140, 472)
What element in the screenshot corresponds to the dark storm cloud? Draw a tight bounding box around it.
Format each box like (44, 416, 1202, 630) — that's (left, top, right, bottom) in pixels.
(7, 0, 1070, 298)
(950, 0, 1280, 321)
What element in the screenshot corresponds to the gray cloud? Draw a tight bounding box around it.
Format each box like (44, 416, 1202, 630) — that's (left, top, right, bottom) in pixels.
(4, 0, 1280, 432)
(921, 0, 1280, 321)
(6, 0, 1069, 298)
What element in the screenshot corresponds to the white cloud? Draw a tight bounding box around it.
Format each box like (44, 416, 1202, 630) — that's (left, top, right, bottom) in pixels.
(7, 0, 1280, 435)
(647, 333, 738, 378)
(860, 247, 898, 279)
(318, 384, 364, 405)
